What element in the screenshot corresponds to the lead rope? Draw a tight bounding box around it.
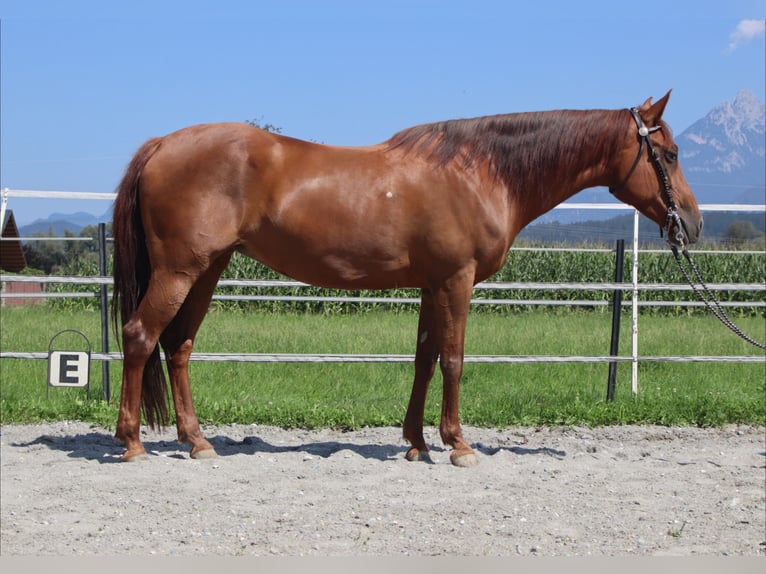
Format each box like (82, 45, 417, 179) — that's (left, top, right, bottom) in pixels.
(670, 245, 766, 350)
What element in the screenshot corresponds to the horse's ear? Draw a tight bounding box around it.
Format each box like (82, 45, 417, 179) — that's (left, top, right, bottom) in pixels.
(638, 97, 653, 111)
(642, 90, 672, 125)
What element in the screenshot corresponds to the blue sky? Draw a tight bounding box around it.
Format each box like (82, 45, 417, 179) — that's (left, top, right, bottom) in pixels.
(2, 1, 764, 225)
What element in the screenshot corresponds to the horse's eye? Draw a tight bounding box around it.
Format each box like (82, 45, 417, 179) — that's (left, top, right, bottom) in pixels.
(664, 149, 678, 163)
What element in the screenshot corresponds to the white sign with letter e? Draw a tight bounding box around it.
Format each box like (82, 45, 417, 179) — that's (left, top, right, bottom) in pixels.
(47, 330, 91, 398)
(48, 351, 90, 387)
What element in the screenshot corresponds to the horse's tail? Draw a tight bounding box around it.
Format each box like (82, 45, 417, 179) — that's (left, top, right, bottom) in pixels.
(111, 137, 169, 429)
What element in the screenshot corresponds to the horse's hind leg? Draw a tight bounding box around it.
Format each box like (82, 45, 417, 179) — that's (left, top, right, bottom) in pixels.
(116, 270, 199, 461)
(403, 289, 438, 462)
(160, 252, 232, 459)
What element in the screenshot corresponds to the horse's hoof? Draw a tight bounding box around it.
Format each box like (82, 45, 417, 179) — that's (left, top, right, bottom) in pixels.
(190, 447, 218, 460)
(405, 447, 433, 463)
(450, 450, 479, 467)
(121, 449, 150, 463)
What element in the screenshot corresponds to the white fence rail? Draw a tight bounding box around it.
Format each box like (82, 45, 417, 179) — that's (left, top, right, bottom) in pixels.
(1, 189, 764, 396)
(3, 274, 765, 306)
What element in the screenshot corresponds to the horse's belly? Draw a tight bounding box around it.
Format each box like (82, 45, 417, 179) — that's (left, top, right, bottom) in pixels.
(238, 231, 418, 290)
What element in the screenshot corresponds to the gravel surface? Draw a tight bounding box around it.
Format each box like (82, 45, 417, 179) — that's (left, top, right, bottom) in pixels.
(1, 422, 764, 556)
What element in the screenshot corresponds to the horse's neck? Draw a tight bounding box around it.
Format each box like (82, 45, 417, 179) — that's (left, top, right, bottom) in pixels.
(509, 172, 608, 236)
(505, 111, 620, 230)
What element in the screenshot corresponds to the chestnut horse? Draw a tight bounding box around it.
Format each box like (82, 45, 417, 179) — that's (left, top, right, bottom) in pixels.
(112, 92, 702, 466)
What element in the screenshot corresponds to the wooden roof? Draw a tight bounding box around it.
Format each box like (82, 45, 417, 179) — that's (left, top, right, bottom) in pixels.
(1, 210, 27, 272)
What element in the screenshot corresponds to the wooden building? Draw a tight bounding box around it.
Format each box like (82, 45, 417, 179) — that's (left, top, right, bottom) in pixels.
(1, 210, 25, 272)
(1, 210, 42, 306)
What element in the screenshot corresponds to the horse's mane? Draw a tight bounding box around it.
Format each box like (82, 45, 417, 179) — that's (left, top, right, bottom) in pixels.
(386, 109, 627, 193)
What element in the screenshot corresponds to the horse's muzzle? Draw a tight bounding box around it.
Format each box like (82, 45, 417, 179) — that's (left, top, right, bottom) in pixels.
(668, 207, 703, 247)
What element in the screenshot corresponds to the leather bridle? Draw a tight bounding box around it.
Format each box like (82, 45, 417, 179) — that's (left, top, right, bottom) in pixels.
(609, 108, 764, 349)
(609, 107, 686, 247)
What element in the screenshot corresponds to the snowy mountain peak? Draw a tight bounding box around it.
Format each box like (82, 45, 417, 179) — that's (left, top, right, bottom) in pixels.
(706, 88, 765, 141)
(731, 88, 765, 125)
(679, 89, 765, 201)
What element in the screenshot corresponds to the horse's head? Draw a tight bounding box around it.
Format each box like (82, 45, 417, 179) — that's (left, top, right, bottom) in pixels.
(610, 91, 703, 248)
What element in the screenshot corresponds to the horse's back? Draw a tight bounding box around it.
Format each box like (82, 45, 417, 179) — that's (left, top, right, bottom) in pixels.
(136, 121, 509, 290)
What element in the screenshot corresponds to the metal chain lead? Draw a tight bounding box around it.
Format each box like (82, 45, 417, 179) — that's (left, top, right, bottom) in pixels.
(671, 245, 765, 350)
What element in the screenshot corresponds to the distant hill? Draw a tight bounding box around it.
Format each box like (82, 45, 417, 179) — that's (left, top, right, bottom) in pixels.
(19, 209, 111, 236)
(518, 211, 765, 246)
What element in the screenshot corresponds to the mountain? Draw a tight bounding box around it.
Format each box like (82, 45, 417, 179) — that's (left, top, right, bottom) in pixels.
(679, 88, 765, 204)
(19, 209, 111, 236)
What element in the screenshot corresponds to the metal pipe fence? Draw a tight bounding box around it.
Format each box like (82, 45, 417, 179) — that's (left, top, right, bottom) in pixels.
(2, 189, 764, 400)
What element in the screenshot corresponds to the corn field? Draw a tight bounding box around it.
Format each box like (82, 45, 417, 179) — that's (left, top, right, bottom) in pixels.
(207, 244, 766, 316)
(36, 241, 764, 316)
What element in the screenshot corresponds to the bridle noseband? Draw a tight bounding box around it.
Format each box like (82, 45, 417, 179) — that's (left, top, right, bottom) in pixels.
(609, 107, 685, 247)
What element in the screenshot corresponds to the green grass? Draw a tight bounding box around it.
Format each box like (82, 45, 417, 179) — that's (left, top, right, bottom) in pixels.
(1, 306, 764, 429)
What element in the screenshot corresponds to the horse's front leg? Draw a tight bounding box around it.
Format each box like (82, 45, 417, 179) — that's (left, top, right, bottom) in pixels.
(403, 290, 438, 462)
(434, 272, 478, 467)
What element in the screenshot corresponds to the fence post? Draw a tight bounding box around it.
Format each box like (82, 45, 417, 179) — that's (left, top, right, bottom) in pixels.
(606, 239, 625, 401)
(98, 223, 111, 402)
(631, 209, 640, 394)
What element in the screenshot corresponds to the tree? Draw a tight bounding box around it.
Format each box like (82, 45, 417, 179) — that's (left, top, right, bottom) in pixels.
(22, 228, 67, 274)
(723, 220, 762, 246)
(245, 118, 282, 133)
(21, 224, 108, 274)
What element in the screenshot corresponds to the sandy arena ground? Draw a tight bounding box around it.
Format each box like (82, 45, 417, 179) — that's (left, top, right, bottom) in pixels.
(1, 421, 764, 556)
